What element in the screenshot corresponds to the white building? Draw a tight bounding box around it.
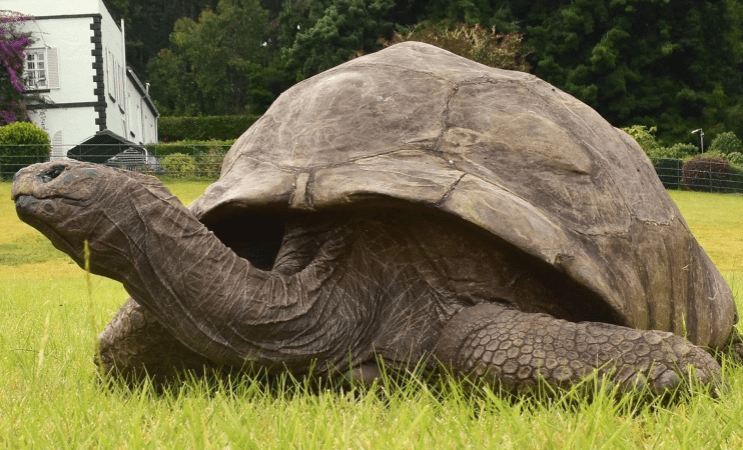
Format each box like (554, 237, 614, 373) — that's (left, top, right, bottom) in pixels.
(9, 0, 159, 159)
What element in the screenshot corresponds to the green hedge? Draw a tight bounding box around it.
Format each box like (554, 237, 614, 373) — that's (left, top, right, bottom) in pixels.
(146, 140, 233, 179)
(147, 140, 235, 157)
(0, 122, 51, 179)
(158, 115, 260, 142)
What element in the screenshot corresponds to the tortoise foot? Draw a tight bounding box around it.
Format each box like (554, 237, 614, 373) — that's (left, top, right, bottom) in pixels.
(97, 297, 218, 384)
(435, 303, 721, 394)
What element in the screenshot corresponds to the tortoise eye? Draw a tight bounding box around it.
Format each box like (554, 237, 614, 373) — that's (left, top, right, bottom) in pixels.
(38, 165, 66, 184)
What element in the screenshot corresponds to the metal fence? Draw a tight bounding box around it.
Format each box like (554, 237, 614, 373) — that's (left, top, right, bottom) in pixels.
(0, 143, 230, 180)
(651, 158, 743, 193)
(2, 147, 743, 194)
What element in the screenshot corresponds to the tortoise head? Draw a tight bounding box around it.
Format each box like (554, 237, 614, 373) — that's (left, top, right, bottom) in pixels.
(12, 161, 178, 276)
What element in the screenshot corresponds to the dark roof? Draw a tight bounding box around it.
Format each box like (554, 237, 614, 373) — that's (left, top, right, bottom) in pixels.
(67, 130, 144, 164)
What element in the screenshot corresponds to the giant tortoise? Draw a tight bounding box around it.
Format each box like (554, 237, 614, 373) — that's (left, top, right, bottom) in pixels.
(12, 42, 738, 393)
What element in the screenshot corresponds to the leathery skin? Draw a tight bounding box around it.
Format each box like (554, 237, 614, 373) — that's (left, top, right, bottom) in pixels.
(435, 303, 721, 394)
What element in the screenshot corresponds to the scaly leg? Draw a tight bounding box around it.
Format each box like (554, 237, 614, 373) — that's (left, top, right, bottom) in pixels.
(435, 303, 721, 394)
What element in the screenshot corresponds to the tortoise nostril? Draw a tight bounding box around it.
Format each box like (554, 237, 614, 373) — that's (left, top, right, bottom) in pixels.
(38, 165, 66, 184)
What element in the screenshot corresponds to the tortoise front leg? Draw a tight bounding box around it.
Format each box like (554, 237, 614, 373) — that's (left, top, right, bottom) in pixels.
(97, 298, 218, 384)
(434, 303, 721, 394)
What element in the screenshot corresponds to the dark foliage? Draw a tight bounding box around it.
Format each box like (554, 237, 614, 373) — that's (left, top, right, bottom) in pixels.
(158, 115, 260, 141)
(682, 156, 733, 192)
(652, 158, 683, 190)
(380, 21, 530, 72)
(71, 1, 743, 145)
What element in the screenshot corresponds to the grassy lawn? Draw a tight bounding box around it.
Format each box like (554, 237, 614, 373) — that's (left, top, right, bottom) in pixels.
(2, 181, 743, 448)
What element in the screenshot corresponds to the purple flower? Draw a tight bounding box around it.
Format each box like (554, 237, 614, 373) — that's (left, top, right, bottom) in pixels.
(1, 12, 33, 123)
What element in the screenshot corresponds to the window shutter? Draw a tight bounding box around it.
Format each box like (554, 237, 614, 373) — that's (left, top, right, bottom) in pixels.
(51, 130, 64, 159)
(47, 48, 60, 89)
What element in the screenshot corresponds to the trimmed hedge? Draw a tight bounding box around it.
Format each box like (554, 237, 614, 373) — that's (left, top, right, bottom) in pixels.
(681, 156, 733, 192)
(158, 115, 260, 142)
(0, 122, 51, 179)
(147, 140, 235, 157)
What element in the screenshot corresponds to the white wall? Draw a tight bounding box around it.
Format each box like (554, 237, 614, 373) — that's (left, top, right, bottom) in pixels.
(20, 17, 98, 105)
(27, 108, 99, 158)
(18, 13, 99, 155)
(99, 1, 128, 140)
(4, 0, 102, 17)
(11, 0, 158, 156)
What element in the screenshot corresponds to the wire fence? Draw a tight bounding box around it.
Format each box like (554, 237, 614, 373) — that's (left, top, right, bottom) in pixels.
(0, 143, 230, 181)
(2, 146, 743, 194)
(651, 158, 743, 193)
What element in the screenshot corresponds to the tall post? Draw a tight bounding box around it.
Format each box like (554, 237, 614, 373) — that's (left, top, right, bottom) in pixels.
(692, 129, 705, 153)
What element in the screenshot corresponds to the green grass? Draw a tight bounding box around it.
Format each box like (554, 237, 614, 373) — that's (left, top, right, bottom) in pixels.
(3, 182, 743, 448)
(668, 191, 743, 276)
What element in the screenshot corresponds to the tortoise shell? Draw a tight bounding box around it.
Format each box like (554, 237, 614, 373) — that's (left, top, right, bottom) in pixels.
(190, 42, 735, 349)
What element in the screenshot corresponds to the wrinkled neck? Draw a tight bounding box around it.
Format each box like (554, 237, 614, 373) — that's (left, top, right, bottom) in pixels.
(99, 187, 348, 369)
(93, 186, 261, 365)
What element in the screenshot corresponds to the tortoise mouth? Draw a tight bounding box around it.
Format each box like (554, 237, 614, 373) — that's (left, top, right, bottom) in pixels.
(15, 196, 86, 263)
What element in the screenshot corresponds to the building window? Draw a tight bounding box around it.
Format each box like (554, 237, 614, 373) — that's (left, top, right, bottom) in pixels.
(25, 49, 47, 88)
(106, 49, 117, 102)
(24, 48, 60, 90)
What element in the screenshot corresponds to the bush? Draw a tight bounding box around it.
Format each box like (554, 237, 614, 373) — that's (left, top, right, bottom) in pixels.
(160, 153, 196, 178)
(725, 151, 743, 166)
(195, 146, 227, 178)
(708, 131, 743, 156)
(730, 165, 743, 192)
(0, 122, 50, 178)
(652, 158, 683, 189)
(681, 156, 733, 192)
(158, 116, 260, 142)
(648, 143, 698, 159)
(704, 148, 743, 167)
(621, 125, 699, 159)
(382, 22, 530, 71)
(621, 125, 660, 155)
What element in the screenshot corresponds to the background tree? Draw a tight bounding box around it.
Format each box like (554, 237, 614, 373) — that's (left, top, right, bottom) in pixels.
(104, 0, 220, 78)
(381, 21, 530, 71)
(107, 0, 743, 151)
(510, 0, 743, 144)
(279, 0, 395, 80)
(147, 0, 281, 115)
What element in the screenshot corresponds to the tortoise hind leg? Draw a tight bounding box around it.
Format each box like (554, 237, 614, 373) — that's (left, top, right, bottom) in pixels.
(434, 303, 721, 394)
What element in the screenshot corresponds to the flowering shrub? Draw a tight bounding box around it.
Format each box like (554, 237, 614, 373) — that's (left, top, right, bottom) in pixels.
(1, 10, 33, 125)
